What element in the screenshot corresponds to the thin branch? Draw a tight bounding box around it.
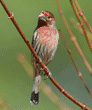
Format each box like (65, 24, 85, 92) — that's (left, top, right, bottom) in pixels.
(56, 0, 92, 75)
(59, 29, 92, 98)
(74, 0, 92, 33)
(0, 0, 50, 76)
(69, 0, 92, 53)
(0, 0, 91, 109)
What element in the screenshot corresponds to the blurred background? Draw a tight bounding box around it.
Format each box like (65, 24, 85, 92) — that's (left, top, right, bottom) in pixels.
(0, 0, 92, 109)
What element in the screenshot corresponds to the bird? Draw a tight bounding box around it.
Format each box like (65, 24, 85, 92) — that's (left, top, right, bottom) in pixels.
(30, 11, 59, 105)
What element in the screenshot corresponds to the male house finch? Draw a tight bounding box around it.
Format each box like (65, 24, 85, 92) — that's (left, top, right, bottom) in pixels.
(30, 11, 59, 105)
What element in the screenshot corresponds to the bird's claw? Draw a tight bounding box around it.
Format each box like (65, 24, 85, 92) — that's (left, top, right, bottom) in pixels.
(40, 68, 44, 71)
(43, 71, 52, 80)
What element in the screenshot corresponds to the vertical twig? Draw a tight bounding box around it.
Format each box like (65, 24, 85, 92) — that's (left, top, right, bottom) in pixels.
(56, 0, 92, 75)
(59, 29, 92, 98)
(74, 0, 92, 33)
(69, 0, 92, 53)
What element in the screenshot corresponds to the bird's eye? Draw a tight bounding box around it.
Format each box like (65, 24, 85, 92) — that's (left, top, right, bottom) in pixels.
(48, 16, 51, 18)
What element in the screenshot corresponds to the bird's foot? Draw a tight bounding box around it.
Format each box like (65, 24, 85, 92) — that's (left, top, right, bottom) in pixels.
(42, 66, 52, 80)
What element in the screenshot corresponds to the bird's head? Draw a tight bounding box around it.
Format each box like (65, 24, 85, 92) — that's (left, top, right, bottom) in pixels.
(38, 11, 56, 28)
(38, 11, 55, 21)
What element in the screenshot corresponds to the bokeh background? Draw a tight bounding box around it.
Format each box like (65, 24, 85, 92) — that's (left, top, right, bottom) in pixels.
(0, 0, 92, 110)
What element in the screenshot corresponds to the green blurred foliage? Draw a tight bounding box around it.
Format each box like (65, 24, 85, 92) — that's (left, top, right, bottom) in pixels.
(0, 0, 92, 110)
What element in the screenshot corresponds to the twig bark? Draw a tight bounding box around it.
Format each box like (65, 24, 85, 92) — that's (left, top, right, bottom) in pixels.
(74, 0, 92, 33)
(69, 0, 92, 53)
(0, 0, 91, 109)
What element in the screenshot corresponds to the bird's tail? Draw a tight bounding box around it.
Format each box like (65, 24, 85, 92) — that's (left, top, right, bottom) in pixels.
(30, 69, 42, 105)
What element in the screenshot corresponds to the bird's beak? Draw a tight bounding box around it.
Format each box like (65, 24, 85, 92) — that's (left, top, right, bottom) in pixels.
(38, 13, 44, 17)
(38, 13, 46, 21)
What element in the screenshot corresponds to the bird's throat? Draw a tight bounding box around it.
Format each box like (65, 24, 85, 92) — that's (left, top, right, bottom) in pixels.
(37, 19, 47, 28)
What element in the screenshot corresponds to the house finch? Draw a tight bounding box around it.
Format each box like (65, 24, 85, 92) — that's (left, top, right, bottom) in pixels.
(30, 11, 59, 105)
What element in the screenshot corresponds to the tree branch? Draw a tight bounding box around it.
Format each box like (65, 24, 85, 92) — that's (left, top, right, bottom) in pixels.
(56, 0, 92, 75)
(59, 29, 92, 98)
(74, 0, 92, 33)
(69, 0, 92, 53)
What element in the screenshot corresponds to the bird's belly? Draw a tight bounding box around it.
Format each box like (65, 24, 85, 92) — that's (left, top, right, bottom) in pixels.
(38, 27, 59, 49)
